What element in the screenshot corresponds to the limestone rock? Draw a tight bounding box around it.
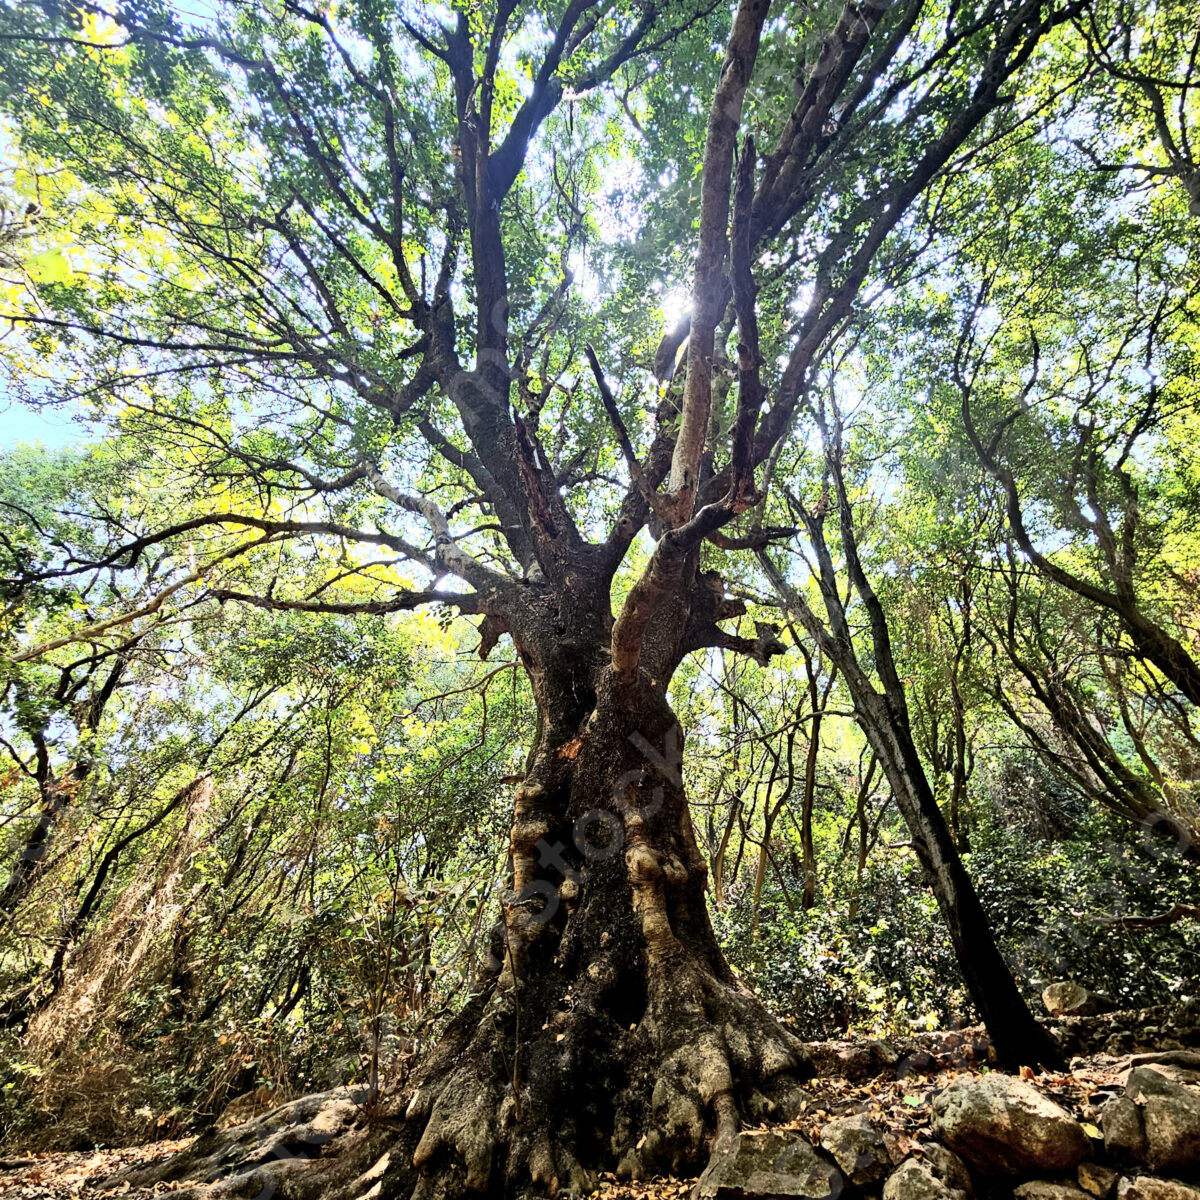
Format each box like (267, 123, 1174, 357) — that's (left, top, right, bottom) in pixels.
(1103, 1096, 1148, 1162)
(870, 1038, 901, 1066)
(883, 1158, 964, 1200)
(1145, 1090, 1200, 1169)
(693, 1130, 842, 1199)
(1116, 1178, 1200, 1200)
(920, 1144, 973, 1196)
(1014, 1184, 1093, 1200)
(931, 1073, 1090, 1174)
(1125, 1067, 1187, 1101)
(1078, 1163, 1120, 1197)
(1043, 982, 1111, 1018)
(820, 1113, 889, 1185)
(1124, 1067, 1200, 1171)
(1133, 1064, 1200, 1089)
(807, 1039, 894, 1081)
(882, 1145, 973, 1200)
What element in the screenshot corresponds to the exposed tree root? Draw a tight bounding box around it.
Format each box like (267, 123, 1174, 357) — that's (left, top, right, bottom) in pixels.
(106, 960, 809, 1200)
(103, 1090, 396, 1198)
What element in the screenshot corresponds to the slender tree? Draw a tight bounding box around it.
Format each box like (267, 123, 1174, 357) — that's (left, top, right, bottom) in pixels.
(757, 376, 1060, 1079)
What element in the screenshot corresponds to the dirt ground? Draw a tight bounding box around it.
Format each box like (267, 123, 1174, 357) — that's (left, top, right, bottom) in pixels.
(0, 1049, 1134, 1200)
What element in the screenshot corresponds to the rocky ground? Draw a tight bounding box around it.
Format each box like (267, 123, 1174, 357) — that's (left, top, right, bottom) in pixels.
(1, 998, 1197, 1200)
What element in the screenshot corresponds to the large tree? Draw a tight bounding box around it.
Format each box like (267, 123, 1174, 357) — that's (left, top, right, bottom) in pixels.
(0, 0, 1099, 1192)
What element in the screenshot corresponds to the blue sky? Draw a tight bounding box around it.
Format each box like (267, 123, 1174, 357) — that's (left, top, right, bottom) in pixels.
(1, 399, 84, 449)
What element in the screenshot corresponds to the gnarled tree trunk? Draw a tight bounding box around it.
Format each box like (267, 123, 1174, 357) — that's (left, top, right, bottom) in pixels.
(401, 665, 810, 1197)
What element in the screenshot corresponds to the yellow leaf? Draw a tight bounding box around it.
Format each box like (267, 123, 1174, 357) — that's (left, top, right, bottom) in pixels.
(25, 249, 73, 285)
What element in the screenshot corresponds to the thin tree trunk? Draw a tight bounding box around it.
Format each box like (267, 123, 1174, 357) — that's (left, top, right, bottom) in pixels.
(848, 754, 877, 921)
(800, 704, 825, 910)
(0, 657, 128, 917)
(859, 689, 1058, 1067)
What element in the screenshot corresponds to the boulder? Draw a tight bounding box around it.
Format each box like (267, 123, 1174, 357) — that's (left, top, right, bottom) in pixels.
(883, 1159, 964, 1200)
(1126, 1067, 1188, 1101)
(693, 1130, 842, 1199)
(920, 1144, 974, 1196)
(1116, 1179, 1200, 1200)
(1014, 1184, 1093, 1200)
(1103, 1096, 1148, 1162)
(1078, 1163, 1120, 1197)
(882, 1146, 973, 1200)
(1124, 1068, 1200, 1171)
(931, 1073, 1091, 1174)
(1133, 1064, 1200, 1089)
(820, 1114, 889, 1185)
(1043, 983, 1111, 1018)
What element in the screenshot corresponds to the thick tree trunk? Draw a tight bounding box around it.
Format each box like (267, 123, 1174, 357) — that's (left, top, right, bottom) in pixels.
(400, 671, 810, 1196)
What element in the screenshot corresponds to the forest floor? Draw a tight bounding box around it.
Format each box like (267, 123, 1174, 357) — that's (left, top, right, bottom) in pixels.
(0, 1008, 1182, 1200)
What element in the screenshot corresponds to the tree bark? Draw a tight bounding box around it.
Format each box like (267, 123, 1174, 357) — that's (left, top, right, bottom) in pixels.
(399, 667, 810, 1197)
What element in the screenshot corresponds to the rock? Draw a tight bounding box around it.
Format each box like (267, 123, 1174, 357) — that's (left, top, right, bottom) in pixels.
(1125, 1067, 1185, 1100)
(1103, 1096, 1148, 1161)
(870, 1038, 901, 1066)
(1116, 1179, 1200, 1200)
(693, 1130, 842, 1199)
(931, 1073, 1091, 1174)
(1044, 983, 1111, 1018)
(1124, 1068, 1200, 1171)
(808, 1039, 893, 1082)
(1132, 1064, 1200, 1088)
(900, 1050, 939, 1076)
(920, 1144, 973, 1196)
(820, 1113, 889, 1185)
(883, 1159, 965, 1200)
(1078, 1163, 1120, 1197)
(1014, 1185, 1093, 1200)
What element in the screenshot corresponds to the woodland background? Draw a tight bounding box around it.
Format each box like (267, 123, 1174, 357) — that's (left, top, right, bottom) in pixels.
(1, 432, 1197, 1148)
